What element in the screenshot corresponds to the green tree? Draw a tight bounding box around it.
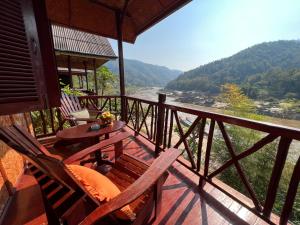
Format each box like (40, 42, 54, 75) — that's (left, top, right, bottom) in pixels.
(96, 66, 117, 96)
(212, 84, 299, 224)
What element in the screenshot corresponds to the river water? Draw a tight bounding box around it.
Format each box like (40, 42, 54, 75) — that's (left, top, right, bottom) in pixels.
(131, 87, 300, 129)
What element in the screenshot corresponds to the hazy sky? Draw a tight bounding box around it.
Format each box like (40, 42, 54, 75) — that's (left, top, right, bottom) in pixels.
(109, 0, 300, 71)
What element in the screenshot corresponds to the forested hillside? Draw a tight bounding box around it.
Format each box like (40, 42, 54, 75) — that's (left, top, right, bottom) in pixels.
(166, 40, 300, 99)
(105, 59, 182, 87)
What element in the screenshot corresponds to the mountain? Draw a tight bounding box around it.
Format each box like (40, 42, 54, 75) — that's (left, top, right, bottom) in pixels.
(105, 59, 182, 87)
(166, 40, 300, 99)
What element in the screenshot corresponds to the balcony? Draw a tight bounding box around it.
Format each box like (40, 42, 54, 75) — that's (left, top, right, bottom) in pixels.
(0, 1, 299, 224)
(14, 94, 298, 225)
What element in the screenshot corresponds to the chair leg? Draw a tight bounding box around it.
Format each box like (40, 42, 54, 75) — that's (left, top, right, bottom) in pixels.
(114, 140, 123, 160)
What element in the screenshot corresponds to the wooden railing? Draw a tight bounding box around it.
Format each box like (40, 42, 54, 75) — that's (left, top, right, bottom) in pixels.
(30, 94, 300, 224)
(124, 95, 300, 225)
(78, 95, 121, 115)
(125, 96, 159, 144)
(30, 96, 121, 138)
(30, 108, 61, 138)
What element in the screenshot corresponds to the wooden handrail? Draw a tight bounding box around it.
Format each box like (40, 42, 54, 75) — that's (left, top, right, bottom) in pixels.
(164, 103, 300, 140)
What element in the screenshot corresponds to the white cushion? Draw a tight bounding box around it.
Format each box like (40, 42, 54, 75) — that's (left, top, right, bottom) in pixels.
(70, 109, 90, 125)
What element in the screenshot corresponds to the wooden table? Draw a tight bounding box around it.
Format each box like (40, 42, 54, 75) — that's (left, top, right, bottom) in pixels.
(56, 120, 125, 165)
(56, 120, 125, 142)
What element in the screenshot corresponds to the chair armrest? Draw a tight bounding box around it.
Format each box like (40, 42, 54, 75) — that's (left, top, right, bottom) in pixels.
(63, 132, 131, 164)
(79, 148, 181, 225)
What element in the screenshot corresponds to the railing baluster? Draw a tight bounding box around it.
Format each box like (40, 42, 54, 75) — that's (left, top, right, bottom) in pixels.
(168, 110, 174, 148)
(56, 108, 63, 131)
(135, 100, 139, 135)
(150, 105, 154, 140)
(153, 105, 158, 142)
(29, 112, 38, 137)
(280, 156, 300, 225)
(201, 119, 215, 186)
(138, 103, 151, 138)
(264, 137, 293, 217)
(197, 118, 206, 172)
(49, 108, 55, 134)
(103, 98, 109, 111)
(163, 108, 169, 149)
(174, 111, 196, 169)
(39, 110, 47, 135)
(174, 116, 201, 148)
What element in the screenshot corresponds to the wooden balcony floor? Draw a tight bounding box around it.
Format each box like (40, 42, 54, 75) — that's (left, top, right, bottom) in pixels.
(44, 127, 276, 225)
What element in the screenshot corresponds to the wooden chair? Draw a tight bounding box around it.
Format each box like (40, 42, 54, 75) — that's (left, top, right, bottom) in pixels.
(0, 125, 180, 225)
(59, 92, 102, 127)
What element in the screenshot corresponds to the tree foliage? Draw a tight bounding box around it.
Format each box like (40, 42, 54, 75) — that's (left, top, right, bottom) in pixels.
(210, 84, 299, 224)
(166, 40, 300, 100)
(96, 66, 118, 96)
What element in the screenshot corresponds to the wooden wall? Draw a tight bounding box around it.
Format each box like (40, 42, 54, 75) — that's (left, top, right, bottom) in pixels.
(0, 113, 32, 216)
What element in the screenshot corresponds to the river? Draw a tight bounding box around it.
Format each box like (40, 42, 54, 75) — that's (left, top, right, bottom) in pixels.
(131, 87, 300, 129)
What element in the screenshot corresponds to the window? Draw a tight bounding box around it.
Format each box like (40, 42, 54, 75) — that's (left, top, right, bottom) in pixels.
(0, 0, 60, 115)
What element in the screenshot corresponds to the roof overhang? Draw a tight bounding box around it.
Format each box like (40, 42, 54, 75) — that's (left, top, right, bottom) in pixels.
(46, 0, 191, 43)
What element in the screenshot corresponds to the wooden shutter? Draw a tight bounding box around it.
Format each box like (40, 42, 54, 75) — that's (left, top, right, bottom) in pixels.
(0, 0, 60, 116)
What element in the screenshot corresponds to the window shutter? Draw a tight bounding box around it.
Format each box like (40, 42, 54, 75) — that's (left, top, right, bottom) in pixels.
(0, 0, 60, 115)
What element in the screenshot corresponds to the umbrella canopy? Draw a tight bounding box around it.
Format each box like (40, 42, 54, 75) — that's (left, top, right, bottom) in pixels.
(46, 0, 191, 43)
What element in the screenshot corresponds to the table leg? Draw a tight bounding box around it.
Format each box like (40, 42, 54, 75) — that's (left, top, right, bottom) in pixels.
(80, 136, 113, 167)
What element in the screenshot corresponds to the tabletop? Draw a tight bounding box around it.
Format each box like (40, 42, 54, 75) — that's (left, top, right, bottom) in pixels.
(56, 120, 125, 141)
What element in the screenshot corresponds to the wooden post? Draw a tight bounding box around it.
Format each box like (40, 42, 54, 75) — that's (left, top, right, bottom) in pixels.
(116, 12, 126, 121)
(263, 137, 292, 217)
(93, 59, 98, 95)
(280, 156, 300, 225)
(84, 61, 88, 91)
(67, 55, 73, 88)
(56, 108, 63, 131)
(155, 93, 166, 156)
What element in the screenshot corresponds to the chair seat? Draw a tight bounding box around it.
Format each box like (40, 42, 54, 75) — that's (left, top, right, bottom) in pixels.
(105, 154, 151, 219)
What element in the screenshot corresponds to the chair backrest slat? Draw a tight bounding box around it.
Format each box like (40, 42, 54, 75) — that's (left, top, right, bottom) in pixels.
(70, 94, 81, 111)
(60, 92, 84, 120)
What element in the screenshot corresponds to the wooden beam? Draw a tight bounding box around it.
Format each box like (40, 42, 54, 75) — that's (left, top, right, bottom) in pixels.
(116, 11, 126, 121)
(93, 59, 98, 95)
(84, 61, 88, 90)
(67, 55, 73, 88)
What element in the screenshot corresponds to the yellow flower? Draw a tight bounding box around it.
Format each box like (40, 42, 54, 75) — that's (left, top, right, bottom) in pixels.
(101, 111, 112, 119)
